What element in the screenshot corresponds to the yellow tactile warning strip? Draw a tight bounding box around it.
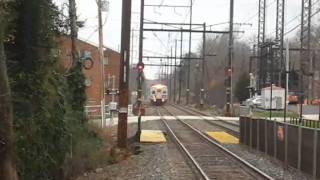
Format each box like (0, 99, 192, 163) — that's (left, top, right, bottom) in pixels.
(140, 130, 166, 143)
(206, 131, 239, 144)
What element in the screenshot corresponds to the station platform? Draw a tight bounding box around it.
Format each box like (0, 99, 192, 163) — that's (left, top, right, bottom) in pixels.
(140, 130, 166, 143)
(207, 131, 239, 144)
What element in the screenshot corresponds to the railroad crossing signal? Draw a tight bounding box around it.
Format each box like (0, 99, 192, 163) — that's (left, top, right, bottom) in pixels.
(137, 62, 144, 73)
(225, 67, 233, 76)
(106, 89, 120, 95)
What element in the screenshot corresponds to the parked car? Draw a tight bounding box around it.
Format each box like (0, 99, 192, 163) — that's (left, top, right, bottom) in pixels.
(311, 98, 320, 105)
(288, 95, 299, 104)
(244, 96, 262, 108)
(251, 97, 262, 107)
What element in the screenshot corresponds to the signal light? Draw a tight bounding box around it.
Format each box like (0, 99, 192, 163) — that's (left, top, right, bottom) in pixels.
(225, 67, 233, 76)
(137, 62, 144, 73)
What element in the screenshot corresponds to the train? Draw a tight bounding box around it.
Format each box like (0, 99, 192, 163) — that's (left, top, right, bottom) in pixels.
(150, 84, 168, 105)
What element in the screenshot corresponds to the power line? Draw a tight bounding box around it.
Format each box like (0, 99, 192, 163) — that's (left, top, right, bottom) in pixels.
(265, 0, 320, 37)
(242, 0, 277, 24)
(284, 3, 320, 36)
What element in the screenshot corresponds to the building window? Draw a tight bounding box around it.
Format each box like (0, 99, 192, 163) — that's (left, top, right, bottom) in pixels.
(84, 78, 92, 87)
(104, 56, 109, 65)
(51, 49, 61, 57)
(82, 50, 91, 58)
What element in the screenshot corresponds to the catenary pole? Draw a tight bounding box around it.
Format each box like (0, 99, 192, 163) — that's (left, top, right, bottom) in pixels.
(186, 0, 193, 105)
(178, 28, 183, 104)
(174, 40, 177, 103)
(226, 0, 234, 116)
(97, 0, 106, 127)
(200, 23, 206, 109)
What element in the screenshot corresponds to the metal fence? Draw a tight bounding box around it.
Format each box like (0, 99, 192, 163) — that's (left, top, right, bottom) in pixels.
(289, 117, 320, 129)
(240, 117, 319, 179)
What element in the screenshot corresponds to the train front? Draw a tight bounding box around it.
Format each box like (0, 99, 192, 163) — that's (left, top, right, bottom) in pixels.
(150, 84, 168, 106)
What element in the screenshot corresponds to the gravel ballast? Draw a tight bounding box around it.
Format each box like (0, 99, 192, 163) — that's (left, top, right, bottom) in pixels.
(77, 117, 198, 180)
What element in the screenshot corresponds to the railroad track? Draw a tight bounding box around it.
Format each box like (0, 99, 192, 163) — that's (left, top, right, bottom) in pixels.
(169, 104, 240, 137)
(157, 106, 273, 180)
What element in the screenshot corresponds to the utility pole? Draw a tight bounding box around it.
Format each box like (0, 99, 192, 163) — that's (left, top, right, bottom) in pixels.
(178, 28, 183, 104)
(118, 0, 132, 148)
(226, 0, 234, 116)
(200, 23, 206, 109)
(97, 0, 106, 127)
(186, 0, 193, 105)
(69, 0, 78, 67)
(170, 47, 173, 101)
(136, 0, 144, 140)
(174, 40, 177, 103)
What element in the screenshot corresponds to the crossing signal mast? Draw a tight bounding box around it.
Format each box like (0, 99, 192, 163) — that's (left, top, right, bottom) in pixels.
(137, 62, 145, 73)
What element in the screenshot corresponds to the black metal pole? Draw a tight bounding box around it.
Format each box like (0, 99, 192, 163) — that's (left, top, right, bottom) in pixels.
(170, 47, 173, 101)
(174, 40, 177, 103)
(186, 0, 193, 105)
(178, 28, 183, 104)
(136, 0, 144, 140)
(299, 73, 304, 123)
(270, 45, 274, 120)
(200, 23, 206, 109)
(284, 41, 289, 122)
(166, 57, 171, 87)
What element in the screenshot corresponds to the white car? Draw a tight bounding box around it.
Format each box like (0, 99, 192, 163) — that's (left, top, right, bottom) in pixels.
(251, 97, 262, 107)
(245, 96, 262, 108)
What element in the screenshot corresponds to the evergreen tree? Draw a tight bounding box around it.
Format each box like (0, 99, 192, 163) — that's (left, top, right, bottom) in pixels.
(5, 1, 69, 178)
(0, 2, 18, 179)
(234, 73, 250, 103)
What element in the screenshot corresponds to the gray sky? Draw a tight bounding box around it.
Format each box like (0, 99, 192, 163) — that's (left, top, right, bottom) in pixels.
(54, 0, 319, 79)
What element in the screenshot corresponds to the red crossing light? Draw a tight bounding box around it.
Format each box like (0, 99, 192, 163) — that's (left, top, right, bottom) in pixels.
(137, 63, 144, 73)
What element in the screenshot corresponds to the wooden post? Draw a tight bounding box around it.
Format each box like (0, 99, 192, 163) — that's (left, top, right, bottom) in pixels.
(118, 0, 132, 148)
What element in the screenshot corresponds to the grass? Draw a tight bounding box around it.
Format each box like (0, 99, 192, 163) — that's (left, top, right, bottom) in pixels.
(62, 124, 117, 179)
(252, 110, 299, 118)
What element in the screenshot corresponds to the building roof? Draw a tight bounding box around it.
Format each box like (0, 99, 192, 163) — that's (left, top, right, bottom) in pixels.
(57, 35, 120, 54)
(262, 84, 284, 90)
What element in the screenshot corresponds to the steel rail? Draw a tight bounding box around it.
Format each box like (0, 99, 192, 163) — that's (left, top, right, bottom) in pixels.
(162, 106, 274, 180)
(156, 108, 210, 180)
(170, 104, 240, 136)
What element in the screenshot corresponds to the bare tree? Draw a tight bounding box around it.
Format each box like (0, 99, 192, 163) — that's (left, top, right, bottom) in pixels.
(0, 3, 18, 180)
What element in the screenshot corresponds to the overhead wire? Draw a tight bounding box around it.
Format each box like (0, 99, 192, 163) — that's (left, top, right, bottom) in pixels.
(283, 0, 320, 36)
(242, 0, 277, 24)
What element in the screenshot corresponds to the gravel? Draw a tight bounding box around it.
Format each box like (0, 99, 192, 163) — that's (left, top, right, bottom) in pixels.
(77, 119, 197, 180)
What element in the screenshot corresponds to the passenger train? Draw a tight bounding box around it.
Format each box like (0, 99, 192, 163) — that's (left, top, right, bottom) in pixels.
(150, 84, 168, 105)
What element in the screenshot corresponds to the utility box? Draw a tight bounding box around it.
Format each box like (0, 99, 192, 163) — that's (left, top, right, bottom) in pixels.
(133, 106, 145, 116)
(109, 102, 118, 111)
(261, 85, 285, 110)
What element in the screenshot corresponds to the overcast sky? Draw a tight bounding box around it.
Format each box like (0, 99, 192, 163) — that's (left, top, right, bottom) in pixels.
(54, 0, 319, 79)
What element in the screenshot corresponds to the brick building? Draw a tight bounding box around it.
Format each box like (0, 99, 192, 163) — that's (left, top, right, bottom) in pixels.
(104, 48, 121, 103)
(56, 36, 120, 115)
